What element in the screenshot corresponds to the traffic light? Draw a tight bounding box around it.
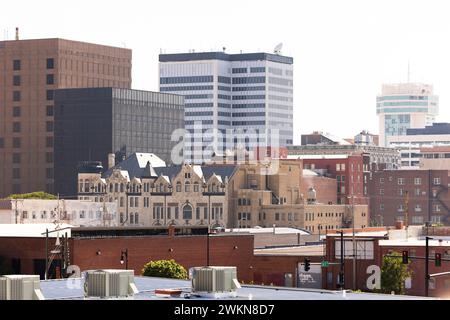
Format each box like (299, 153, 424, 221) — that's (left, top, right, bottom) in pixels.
(435, 253, 442, 267)
(304, 258, 311, 272)
(402, 250, 409, 264)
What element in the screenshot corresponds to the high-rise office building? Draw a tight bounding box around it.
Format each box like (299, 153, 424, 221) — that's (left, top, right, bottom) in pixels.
(159, 51, 293, 163)
(376, 83, 439, 147)
(54, 87, 184, 197)
(0, 37, 132, 197)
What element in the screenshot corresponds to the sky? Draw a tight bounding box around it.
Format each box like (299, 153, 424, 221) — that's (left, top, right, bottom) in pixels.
(2, 0, 450, 144)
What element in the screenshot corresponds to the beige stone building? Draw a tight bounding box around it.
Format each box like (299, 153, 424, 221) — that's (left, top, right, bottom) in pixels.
(78, 153, 233, 228)
(77, 154, 369, 231)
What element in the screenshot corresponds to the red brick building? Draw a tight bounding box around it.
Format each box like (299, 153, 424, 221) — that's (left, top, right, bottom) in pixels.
(0, 227, 254, 282)
(369, 169, 450, 226)
(323, 227, 450, 298)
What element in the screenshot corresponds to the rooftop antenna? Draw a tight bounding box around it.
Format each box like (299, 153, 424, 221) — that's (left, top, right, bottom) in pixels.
(15, 27, 19, 41)
(274, 43, 283, 55)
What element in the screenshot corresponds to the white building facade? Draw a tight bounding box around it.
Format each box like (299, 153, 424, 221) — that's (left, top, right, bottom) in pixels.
(0, 199, 118, 227)
(377, 83, 439, 147)
(159, 52, 294, 163)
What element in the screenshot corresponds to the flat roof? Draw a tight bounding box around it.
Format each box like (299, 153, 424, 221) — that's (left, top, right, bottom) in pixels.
(159, 52, 293, 64)
(39, 276, 433, 300)
(226, 227, 310, 235)
(254, 245, 324, 256)
(0, 224, 73, 238)
(379, 238, 450, 247)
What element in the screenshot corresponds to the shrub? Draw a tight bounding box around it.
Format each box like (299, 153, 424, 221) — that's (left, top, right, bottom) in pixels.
(141, 259, 188, 279)
(6, 191, 57, 200)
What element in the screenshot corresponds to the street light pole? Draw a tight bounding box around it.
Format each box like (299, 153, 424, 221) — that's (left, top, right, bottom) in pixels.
(425, 236, 430, 297)
(352, 196, 356, 290)
(337, 230, 345, 290)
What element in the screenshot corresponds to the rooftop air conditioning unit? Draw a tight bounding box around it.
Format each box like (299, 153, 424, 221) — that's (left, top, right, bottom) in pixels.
(84, 270, 138, 299)
(0, 275, 44, 300)
(191, 266, 241, 298)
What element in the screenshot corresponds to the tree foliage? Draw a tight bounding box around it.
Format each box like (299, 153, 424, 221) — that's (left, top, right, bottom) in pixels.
(6, 191, 57, 200)
(380, 252, 412, 295)
(141, 259, 188, 279)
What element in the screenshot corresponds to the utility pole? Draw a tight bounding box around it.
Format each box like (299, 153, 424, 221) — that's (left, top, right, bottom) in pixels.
(425, 236, 430, 297)
(338, 231, 345, 289)
(351, 196, 356, 290)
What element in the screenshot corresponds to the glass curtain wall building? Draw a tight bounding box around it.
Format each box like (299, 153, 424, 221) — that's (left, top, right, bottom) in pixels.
(54, 88, 184, 197)
(159, 52, 294, 163)
(376, 83, 439, 147)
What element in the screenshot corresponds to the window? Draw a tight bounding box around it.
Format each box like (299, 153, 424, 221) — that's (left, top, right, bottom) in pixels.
(135, 213, 139, 224)
(13, 60, 21, 71)
(379, 189, 384, 195)
(183, 204, 192, 220)
(380, 203, 385, 211)
(13, 137, 21, 148)
(196, 207, 200, 220)
(415, 188, 421, 196)
(176, 182, 181, 192)
(46, 152, 53, 163)
(46, 137, 53, 148)
(46, 168, 53, 179)
(47, 58, 54, 69)
(46, 74, 54, 85)
(12, 153, 21, 164)
(12, 122, 21, 133)
(379, 178, 384, 184)
(275, 213, 280, 221)
(398, 178, 405, 185)
(412, 216, 423, 224)
(13, 75, 21, 86)
(13, 91, 21, 101)
(46, 121, 53, 132)
(185, 181, 190, 192)
(204, 207, 208, 219)
(433, 177, 441, 185)
(46, 90, 54, 101)
(46, 105, 53, 116)
(12, 168, 20, 179)
(434, 204, 441, 212)
(175, 207, 179, 219)
(414, 178, 422, 185)
(336, 164, 341, 171)
(13, 106, 21, 117)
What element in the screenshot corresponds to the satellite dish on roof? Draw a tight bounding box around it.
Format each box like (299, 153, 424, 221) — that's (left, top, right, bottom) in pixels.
(274, 43, 283, 54)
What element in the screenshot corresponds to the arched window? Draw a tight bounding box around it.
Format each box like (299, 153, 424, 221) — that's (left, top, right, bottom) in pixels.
(183, 204, 192, 220)
(109, 184, 113, 193)
(114, 183, 118, 192)
(176, 182, 181, 192)
(194, 182, 199, 192)
(120, 183, 124, 193)
(185, 181, 190, 192)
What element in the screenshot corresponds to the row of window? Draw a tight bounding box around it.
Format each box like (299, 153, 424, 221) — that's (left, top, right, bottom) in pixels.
(0, 136, 52, 149)
(379, 203, 443, 213)
(152, 205, 223, 220)
(305, 212, 344, 221)
(12, 89, 54, 102)
(379, 177, 441, 186)
(22, 209, 108, 220)
(12, 58, 54, 71)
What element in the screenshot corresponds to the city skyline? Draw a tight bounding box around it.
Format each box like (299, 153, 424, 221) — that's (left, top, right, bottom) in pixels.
(3, 0, 450, 143)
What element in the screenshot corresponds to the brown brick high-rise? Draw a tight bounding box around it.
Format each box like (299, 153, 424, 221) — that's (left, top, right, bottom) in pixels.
(0, 38, 132, 197)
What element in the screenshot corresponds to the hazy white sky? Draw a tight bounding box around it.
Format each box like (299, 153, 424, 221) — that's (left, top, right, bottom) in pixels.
(2, 0, 450, 144)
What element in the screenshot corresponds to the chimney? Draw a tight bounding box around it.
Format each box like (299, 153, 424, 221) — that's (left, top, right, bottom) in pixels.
(15, 27, 19, 40)
(108, 153, 115, 169)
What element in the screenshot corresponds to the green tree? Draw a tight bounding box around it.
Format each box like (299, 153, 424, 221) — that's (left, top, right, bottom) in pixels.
(380, 252, 412, 295)
(141, 259, 188, 279)
(6, 191, 57, 200)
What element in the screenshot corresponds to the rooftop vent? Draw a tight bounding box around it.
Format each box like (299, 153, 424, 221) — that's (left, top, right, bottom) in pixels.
(191, 266, 241, 298)
(84, 270, 138, 299)
(0, 275, 44, 300)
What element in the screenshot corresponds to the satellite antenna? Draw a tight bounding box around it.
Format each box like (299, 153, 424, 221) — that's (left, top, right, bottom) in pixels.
(274, 43, 283, 55)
